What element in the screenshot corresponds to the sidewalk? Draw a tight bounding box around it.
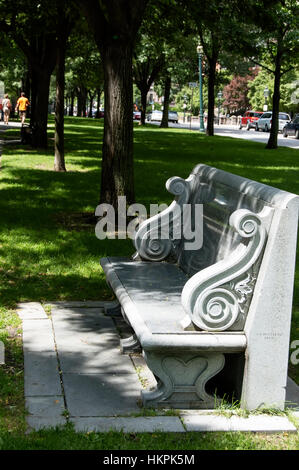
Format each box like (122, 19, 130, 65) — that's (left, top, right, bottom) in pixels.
(17, 301, 299, 434)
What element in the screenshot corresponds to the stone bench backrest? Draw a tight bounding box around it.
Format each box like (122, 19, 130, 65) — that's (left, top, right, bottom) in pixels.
(177, 166, 270, 277)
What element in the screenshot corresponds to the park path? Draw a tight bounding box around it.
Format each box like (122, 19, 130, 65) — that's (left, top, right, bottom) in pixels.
(16, 301, 299, 433)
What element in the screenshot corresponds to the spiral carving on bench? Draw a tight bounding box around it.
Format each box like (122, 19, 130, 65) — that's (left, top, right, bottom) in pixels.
(181, 207, 272, 331)
(133, 175, 194, 261)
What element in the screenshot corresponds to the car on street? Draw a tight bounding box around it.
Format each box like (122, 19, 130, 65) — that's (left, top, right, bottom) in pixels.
(147, 110, 179, 123)
(239, 110, 263, 130)
(255, 111, 291, 132)
(168, 111, 179, 123)
(282, 115, 299, 138)
(147, 110, 162, 122)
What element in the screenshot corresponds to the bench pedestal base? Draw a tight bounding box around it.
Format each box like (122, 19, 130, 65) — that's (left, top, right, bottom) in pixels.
(142, 350, 225, 409)
(120, 334, 142, 354)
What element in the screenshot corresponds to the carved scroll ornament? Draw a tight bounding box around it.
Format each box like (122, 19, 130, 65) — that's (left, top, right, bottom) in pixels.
(181, 206, 273, 331)
(133, 174, 195, 261)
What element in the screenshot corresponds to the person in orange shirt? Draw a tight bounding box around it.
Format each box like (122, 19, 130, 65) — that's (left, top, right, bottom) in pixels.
(16, 92, 30, 125)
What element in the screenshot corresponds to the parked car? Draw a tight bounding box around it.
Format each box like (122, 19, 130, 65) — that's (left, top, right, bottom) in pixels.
(255, 111, 291, 132)
(239, 110, 263, 130)
(147, 110, 162, 122)
(282, 115, 299, 138)
(168, 111, 179, 123)
(147, 110, 179, 123)
(133, 110, 141, 120)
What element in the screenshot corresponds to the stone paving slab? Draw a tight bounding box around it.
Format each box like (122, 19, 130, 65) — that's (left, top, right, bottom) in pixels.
(52, 328, 120, 351)
(26, 396, 65, 417)
(50, 306, 106, 317)
(182, 414, 297, 433)
(46, 301, 107, 308)
(52, 307, 137, 374)
(26, 416, 67, 431)
(17, 302, 48, 320)
(51, 308, 118, 339)
(21, 318, 62, 397)
(63, 372, 142, 417)
(22, 319, 56, 352)
(17, 305, 66, 431)
(57, 350, 135, 374)
(70, 416, 185, 433)
(24, 351, 62, 396)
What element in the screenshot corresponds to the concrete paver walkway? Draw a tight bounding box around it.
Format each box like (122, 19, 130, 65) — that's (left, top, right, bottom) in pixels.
(17, 301, 299, 433)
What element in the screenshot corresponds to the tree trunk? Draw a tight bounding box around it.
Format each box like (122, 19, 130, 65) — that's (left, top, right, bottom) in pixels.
(76, 89, 82, 117)
(206, 57, 217, 136)
(68, 92, 74, 116)
(30, 70, 37, 128)
(160, 75, 171, 128)
(82, 92, 87, 117)
(100, 42, 135, 207)
(20, 34, 58, 148)
(95, 89, 101, 118)
(88, 91, 95, 117)
(31, 69, 51, 148)
(266, 42, 282, 150)
(22, 69, 31, 118)
(134, 56, 165, 126)
(54, 30, 67, 172)
(77, 0, 148, 209)
(140, 86, 148, 125)
(77, 87, 87, 117)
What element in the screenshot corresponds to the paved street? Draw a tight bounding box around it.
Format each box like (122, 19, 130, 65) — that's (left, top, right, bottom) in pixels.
(166, 121, 299, 150)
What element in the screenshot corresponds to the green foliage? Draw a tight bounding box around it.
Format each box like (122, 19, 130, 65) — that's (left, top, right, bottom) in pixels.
(0, 37, 26, 99)
(65, 28, 104, 97)
(133, 0, 201, 116)
(248, 67, 299, 113)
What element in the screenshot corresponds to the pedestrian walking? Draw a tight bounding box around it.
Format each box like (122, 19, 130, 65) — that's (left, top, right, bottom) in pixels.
(15, 92, 30, 125)
(2, 94, 12, 125)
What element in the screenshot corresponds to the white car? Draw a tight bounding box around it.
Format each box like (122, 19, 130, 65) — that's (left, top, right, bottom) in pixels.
(147, 110, 162, 122)
(147, 110, 179, 123)
(255, 112, 291, 132)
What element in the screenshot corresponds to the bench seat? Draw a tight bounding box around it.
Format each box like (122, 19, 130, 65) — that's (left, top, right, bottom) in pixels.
(101, 257, 246, 352)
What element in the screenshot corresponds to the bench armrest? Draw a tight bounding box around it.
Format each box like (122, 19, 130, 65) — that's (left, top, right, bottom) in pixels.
(133, 174, 195, 261)
(181, 206, 273, 331)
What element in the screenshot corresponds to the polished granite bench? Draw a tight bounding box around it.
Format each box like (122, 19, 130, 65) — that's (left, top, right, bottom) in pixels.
(100, 164, 299, 410)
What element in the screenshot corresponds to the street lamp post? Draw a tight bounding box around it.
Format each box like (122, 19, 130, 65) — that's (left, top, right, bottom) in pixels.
(183, 94, 187, 123)
(263, 87, 269, 112)
(197, 45, 205, 132)
(217, 91, 223, 125)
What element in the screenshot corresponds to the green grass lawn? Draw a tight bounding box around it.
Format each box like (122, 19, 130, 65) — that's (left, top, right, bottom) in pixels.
(0, 116, 298, 450)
